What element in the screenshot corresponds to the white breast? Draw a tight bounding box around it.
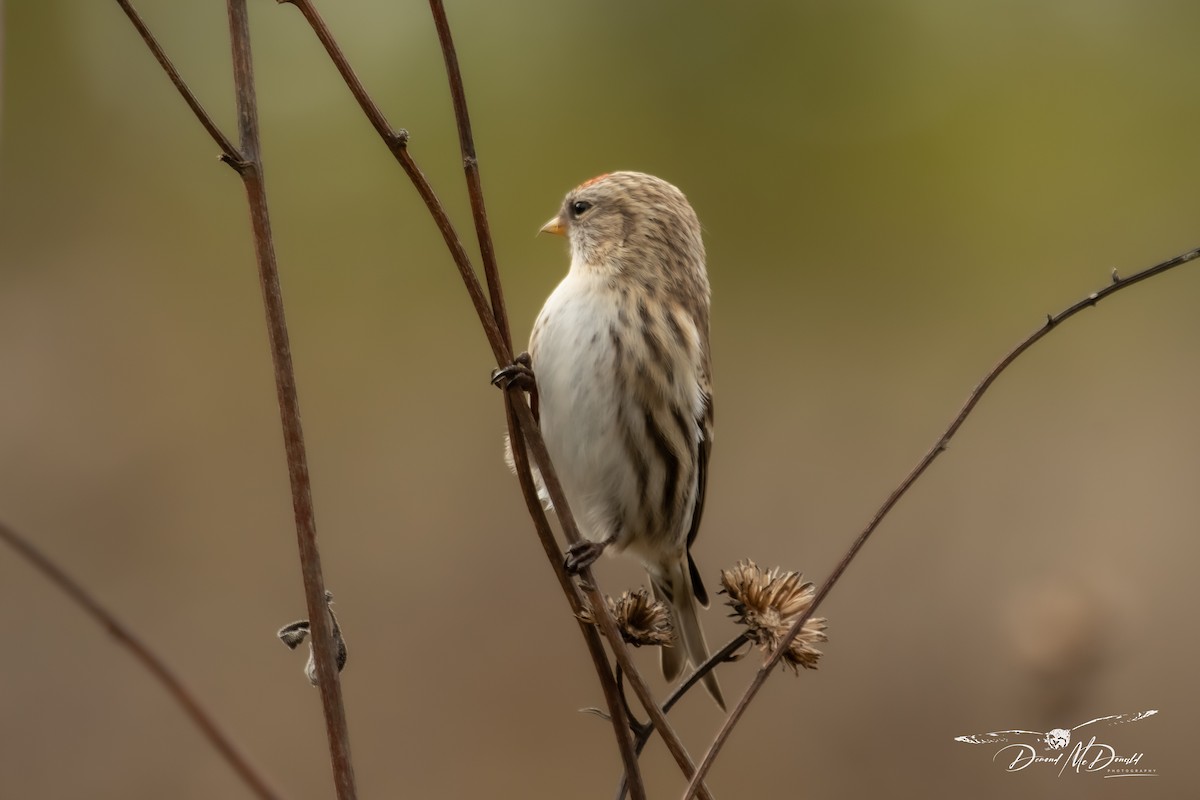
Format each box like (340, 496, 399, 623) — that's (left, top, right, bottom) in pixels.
(531, 272, 636, 547)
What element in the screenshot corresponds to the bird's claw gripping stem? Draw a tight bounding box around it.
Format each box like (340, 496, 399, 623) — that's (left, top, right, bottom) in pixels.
(564, 539, 609, 575)
(491, 352, 535, 392)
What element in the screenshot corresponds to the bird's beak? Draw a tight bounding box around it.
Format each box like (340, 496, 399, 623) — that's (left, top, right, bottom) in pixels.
(539, 215, 566, 236)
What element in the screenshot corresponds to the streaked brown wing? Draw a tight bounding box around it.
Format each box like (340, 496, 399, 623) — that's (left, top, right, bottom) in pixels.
(684, 374, 713, 606)
(686, 389, 713, 552)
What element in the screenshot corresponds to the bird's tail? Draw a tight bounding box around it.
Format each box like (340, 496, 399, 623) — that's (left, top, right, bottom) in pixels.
(651, 558, 725, 710)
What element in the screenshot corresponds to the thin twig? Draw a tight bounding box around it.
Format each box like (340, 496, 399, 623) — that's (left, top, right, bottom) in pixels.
(659, 635, 750, 722)
(616, 634, 749, 800)
(113, 0, 241, 164)
(277, 4, 711, 794)
(276, 0, 507, 359)
(427, 0, 512, 350)
(0, 522, 285, 800)
(224, 2, 356, 797)
(680, 245, 1200, 800)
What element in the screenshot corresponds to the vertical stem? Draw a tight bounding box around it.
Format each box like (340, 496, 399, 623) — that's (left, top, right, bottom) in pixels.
(225, 2, 356, 797)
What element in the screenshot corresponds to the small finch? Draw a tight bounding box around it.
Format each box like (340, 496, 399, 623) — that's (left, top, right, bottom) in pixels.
(506, 171, 724, 708)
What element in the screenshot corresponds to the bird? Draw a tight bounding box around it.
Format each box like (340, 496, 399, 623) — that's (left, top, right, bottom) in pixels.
(503, 171, 724, 708)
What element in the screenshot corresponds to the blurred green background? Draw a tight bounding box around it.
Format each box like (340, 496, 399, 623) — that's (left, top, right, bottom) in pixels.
(3, 1, 1199, 797)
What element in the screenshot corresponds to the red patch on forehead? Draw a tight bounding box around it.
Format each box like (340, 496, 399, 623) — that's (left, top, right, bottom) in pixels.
(575, 173, 612, 191)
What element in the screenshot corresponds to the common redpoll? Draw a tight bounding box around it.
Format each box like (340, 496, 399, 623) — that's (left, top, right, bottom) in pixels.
(508, 171, 724, 708)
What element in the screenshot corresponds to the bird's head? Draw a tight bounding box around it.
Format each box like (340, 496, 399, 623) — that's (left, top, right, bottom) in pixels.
(541, 171, 705, 282)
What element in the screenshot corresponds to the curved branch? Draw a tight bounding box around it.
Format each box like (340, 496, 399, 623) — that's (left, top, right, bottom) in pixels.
(680, 245, 1200, 799)
(0, 522, 284, 800)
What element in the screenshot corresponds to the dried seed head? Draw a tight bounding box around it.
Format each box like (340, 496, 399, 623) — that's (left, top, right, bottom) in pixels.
(277, 590, 347, 686)
(720, 560, 828, 672)
(580, 588, 676, 648)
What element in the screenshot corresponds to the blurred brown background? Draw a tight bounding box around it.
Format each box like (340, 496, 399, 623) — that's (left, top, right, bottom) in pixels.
(2, 1, 1199, 798)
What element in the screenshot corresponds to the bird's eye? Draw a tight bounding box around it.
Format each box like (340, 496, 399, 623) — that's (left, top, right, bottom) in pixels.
(570, 200, 592, 218)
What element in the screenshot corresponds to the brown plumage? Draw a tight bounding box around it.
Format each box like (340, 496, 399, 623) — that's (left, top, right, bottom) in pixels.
(516, 171, 723, 707)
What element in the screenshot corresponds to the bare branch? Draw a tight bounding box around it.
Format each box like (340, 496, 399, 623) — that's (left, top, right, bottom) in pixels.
(109, 0, 357, 793)
(428, 0, 512, 350)
(680, 245, 1200, 800)
(276, 0, 506, 361)
(0, 522, 285, 800)
(224, 1, 356, 796)
(113, 0, 241, 164)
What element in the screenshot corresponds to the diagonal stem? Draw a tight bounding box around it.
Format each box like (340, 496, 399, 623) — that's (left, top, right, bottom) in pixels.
(225, 1, 356, 797)
(680, 245, 1200, 800)
(509, 393, 714, 800)
(0, 522, 285, 800)
(276, 0, 506, 359)
(427, 0, 512, 351)
(616, 634, 749, 800)
(506, 402, 645, 800)
(114, 0, 241, 164)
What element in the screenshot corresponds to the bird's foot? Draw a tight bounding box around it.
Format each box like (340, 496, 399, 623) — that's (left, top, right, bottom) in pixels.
(491, 352, 535, 392)
(564, 539, 609, 575)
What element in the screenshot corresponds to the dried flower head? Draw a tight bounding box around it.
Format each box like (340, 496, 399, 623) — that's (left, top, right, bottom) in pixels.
(580, 588, 676, 648)
(720, 560, 828, 672)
